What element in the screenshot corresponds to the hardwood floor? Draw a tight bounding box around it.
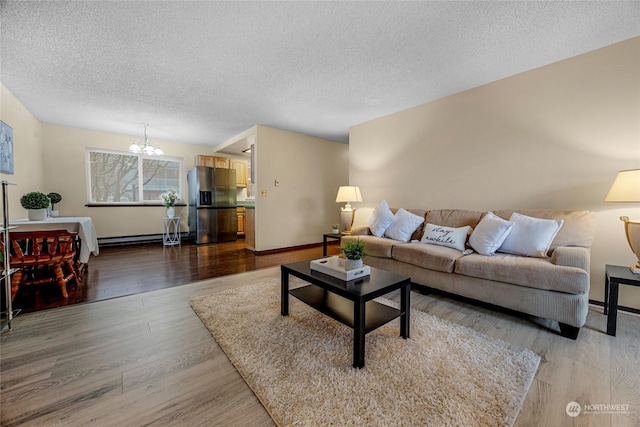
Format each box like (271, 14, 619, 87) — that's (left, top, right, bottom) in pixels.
(10, 238, 342, 314)
(2, 240, 639, 426)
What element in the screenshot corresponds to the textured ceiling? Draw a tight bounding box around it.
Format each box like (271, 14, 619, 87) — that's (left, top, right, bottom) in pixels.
(1, 1, 639, 147)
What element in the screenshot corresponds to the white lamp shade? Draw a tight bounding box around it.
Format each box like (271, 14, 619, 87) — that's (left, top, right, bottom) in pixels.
(605, 169, 640, 202)
(605, 169, 640, 273)
(129, 141, 142, 154)
(335, 186, 362, 203)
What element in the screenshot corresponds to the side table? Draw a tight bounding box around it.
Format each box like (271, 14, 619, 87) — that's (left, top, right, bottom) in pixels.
(322, 232, 342, 256)
(604, 264, 640, 336)
(163, 217, 181, 246)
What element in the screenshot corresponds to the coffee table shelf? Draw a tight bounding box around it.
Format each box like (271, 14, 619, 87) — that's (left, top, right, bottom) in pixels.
(281, 260, 411, 368)
(289, 285, 402, 333)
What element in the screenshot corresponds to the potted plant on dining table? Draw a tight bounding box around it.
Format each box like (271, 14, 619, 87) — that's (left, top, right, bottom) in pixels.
(47, 192, 62, 217)
(20, 191, 50, 221)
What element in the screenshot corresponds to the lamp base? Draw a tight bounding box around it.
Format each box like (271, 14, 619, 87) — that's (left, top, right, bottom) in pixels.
(621, 217, 640, 275)
(341, 206, 354, 232)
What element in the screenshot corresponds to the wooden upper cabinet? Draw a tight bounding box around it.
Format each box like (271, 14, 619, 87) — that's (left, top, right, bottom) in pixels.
(230, 159, 248, 187)
(213, 157, 230, 168)
(196, 155, 230, 169)
(196, 155, 214, 167)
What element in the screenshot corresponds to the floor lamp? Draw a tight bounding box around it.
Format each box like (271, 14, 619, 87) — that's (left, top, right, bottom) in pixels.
(336, 186, 362, 234)
(605, 169, 640, 273)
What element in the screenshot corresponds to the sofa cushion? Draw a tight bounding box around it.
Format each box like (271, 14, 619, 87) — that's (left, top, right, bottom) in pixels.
(469, 212, 514, 256)
(455, 253, 589, 294)
(368, 200, 396, 237)
(352, 207, 374, 230)
(424, 209, 483, 232)
(498, 213, 563, 258)
(493, 210, 596, 249)
(393, 242, 466, 273)
(342, 235, 397, 259)
(420, 223, 470, 251)
(384, 208, 425, 242)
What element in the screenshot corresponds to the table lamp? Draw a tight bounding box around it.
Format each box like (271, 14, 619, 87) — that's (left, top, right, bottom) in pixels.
(335, 186, 362, 234)
(605, 169, 640, 273)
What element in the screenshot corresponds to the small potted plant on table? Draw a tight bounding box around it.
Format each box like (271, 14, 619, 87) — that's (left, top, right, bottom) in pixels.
(47, 192, 62, 217)
(20, 191, 50, 221)
(331, 223, 340, 234)
(341, 238, 367, 270)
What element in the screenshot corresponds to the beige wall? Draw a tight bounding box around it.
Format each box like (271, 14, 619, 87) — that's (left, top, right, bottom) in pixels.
(0, 84, 214, 237)
(41, 124, 209, 237)
(254, 125, 349, 252)
(0, 84, 44, 220)
(349, 37, 640, 309)
(2, 82, 349, 249)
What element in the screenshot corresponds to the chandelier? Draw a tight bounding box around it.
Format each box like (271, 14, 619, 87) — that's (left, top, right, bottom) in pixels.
(129, 124, 164, 156)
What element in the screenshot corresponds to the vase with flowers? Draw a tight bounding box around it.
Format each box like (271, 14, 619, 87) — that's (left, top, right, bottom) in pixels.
(161, 189, 178, 218)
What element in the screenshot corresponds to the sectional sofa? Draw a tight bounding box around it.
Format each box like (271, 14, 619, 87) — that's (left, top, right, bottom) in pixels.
(341, 205, 597, 339)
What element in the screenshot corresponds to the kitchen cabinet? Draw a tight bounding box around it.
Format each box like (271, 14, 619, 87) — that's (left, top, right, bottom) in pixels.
(237, 207, 246, 235)
(196, 155, 230, 169)
(230, 159, 248, 187)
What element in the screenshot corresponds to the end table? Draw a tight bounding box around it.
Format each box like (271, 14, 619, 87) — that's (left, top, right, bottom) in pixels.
(163, 217, 181, 246)
(322, 232, 342, 256)
(604, 264, 640, 336)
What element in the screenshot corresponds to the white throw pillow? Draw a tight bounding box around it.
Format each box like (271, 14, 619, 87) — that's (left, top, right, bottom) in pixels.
(368, 200, 396, 237)
(420, 223, 470, 251)
(469, 212, 514, 256)
(384, 208, 425, 242)
(498, 212, 563, 257)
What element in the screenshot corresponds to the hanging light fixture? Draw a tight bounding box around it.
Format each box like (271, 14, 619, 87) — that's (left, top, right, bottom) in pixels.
(129, 124, 164, 155)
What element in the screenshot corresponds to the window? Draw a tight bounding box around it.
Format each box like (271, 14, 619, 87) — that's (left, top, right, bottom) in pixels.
(87, 149, 183, 205)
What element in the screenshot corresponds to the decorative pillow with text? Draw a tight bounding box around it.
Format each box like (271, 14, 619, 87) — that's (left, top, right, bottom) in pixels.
(420, 223, 471, 251)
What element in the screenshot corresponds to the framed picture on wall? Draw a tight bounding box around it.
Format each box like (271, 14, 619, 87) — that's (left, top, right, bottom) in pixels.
(0, 121, 14, 174)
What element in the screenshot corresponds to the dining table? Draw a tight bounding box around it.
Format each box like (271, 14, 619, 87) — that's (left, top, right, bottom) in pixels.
(10, 216, 99, 263)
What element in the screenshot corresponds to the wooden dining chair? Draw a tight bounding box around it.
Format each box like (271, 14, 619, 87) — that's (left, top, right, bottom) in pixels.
(1, 230, 80, 301)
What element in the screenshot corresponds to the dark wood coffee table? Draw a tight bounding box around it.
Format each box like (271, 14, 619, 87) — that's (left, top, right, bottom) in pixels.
(281, 260, 411, 368)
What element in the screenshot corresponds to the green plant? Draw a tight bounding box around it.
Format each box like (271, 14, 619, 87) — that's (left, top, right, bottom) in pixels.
(341, 238, 367, 260)
(161, 189, 178, 208)
(332, 223, 340, 230)
(47, 192, 62, 205)
(20, 192, 50, 210)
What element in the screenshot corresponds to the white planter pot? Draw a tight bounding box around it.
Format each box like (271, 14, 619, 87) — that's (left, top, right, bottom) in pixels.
(28, 209, 47, 221)
(344, 258, 363, 271)
(166, 206, 175, 218)
(50, 210, 59, 217)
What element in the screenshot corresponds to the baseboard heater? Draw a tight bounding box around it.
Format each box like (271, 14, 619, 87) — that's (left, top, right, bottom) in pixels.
(98, 233, 185, 246)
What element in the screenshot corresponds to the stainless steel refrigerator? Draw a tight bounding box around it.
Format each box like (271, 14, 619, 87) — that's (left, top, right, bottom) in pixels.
(187, 166, 238, 243)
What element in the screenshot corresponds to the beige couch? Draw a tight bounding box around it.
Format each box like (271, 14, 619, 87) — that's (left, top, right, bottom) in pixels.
(342, 208, 597, 339)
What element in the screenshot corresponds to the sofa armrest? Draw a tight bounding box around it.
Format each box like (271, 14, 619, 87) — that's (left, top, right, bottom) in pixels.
(350, 226, 371, 236)
(551, 246, 590, 271)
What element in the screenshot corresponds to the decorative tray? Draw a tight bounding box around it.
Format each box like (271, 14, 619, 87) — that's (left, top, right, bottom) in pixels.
(310, 256, 370, 281)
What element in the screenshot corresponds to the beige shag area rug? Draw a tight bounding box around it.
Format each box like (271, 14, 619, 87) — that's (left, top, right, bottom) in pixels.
(191, 279, 540, 427)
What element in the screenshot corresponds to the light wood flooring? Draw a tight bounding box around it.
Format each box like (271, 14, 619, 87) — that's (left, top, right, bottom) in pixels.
(2, 267, 639, 426)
